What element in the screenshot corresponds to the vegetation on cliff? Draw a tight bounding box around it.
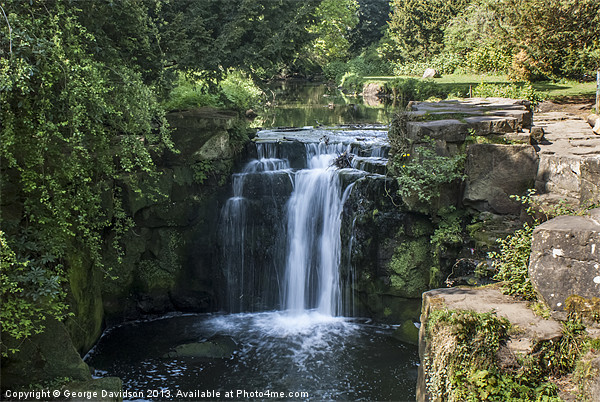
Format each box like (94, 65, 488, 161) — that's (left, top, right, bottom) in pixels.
(424, 309, 594, 401)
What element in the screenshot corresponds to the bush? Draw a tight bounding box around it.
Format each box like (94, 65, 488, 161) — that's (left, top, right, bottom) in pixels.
(163, 78, 222, 111)
(392, 52, 464, 76)
(490, 222, 536, 300)
(323, 60, 349, 83)
(473, 82, 545, 105)
(465, 44, 512, 74)
(339, 72, 365, 93)
(219, 70, 264, 111)
(163, 70, 263, 112)
(346, 46, 392, 77)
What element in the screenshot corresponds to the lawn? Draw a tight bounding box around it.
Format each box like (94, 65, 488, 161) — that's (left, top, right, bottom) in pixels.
(363, 74, 597, 101)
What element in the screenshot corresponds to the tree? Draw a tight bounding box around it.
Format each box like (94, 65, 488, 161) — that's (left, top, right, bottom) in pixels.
(385, 0, 472, 64)
(491, 0, 600, 79)
(154, 0, 320, 79)
(0, 0, 172, 353)
(306, 0, 359, 66)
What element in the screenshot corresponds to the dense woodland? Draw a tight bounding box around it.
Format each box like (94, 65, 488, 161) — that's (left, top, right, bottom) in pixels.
(1, 0, 599, 356)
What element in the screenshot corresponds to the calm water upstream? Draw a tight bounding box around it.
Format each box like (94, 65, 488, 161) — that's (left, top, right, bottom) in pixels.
(85, 82, 418, 401)
(258, 80, 396, 128)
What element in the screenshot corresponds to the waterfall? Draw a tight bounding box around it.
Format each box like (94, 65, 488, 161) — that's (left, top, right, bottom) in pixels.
(220, 136, 373, 317)
(220, 143, 292, 313)
(283, 143, 351, 316)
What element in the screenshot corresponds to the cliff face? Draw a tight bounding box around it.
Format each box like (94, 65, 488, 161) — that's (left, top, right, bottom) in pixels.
(1, 108, 251, 390)
(101, 108, 248, 325)
(414, 101, 600, 401)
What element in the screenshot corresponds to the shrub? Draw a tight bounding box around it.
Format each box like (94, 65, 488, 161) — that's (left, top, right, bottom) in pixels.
(490, 222, 536, 300)
(323, 60, 349, 83)
(339, 72, 365, 93)
(392, 52, 464, 76)
(164, 70, 263, 112)
(219, 70, 264, 111)
(473, 82, 545, 105)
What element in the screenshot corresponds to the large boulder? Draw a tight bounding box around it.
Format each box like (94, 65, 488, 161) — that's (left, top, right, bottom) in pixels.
(1, 319, 92, 389)
(529, 209, 600, 312)
(422, 68, 437, 79)
(463, 144, 539, 214)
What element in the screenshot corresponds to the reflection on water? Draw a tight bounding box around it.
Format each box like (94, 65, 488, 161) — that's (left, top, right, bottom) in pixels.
(258, 80, 396, 128)
(85, 312, 419, 401)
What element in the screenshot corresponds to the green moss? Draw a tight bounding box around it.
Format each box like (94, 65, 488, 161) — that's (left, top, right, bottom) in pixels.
(136, 229, 182, 292)
(393, 320, 420, 345)
(388, 238, 431, 298)
(65, 247, 103, 354)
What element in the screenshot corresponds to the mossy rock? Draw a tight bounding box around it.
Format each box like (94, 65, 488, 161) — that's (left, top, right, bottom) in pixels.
(392, 320, 420, 345)
(387, 238, 431, 298)
(163, 337, 237, 359)
(65, 245, 104, 354)
(0, 319, 91, 389)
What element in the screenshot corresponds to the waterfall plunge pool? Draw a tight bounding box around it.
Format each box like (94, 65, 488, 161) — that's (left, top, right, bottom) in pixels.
(85, 312, 419, 401)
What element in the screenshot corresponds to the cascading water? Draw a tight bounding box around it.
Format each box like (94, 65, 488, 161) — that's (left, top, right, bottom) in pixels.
(85, 126, 418, 401)
(220, 137, 364, 317)
(220, 143, 292, 312)
(283, 143, 349, 316)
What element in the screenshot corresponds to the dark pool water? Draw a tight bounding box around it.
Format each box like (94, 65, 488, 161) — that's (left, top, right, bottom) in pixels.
(85, 311, 419, 401)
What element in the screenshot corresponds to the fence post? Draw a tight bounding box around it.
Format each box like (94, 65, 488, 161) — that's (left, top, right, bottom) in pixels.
(596, 70, 599, 114)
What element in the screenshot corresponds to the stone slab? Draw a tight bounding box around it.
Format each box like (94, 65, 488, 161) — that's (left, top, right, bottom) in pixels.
(529, 211, 600, 312)
(407, 119, 469, 143)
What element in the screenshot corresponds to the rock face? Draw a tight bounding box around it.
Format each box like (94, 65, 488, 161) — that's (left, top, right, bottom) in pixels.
(529, 209, 600, 312)
(1, 319, 92, 388)
(101, 108, 250, 323)
(463, 144, 539, 214)
(534, 112, 600, 206)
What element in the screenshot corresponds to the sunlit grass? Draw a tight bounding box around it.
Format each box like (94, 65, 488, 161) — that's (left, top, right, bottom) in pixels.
(363, 74, 597, 100)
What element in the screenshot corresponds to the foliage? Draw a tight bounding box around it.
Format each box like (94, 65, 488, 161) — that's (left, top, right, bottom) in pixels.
(425, 309, 563, 401)
(490, 0, 600, 80)
(339, 72, 365, 93)
(430, 207, 464, 256)
(163, 76, 224, 111)
(155, 0, 320, 79)
(392, 145, 466, 205)
(391, 52, 464, 76)
(219, 70, 264, 111)
(473, 82, 545, 105)
(347, 0, 390, 53)
(325, 45, 391, 84)
(0, 1, 173, 352)
(381, 0, 600, 80)
(533, 316, 588, 376)
(323, 60, 350, 82)
(0, 232, 68, 356)
(384, 0, 472, 64)
(490, 222, 536, 300)
(306, 0, 359, 66)
(345, 45, 392, 77)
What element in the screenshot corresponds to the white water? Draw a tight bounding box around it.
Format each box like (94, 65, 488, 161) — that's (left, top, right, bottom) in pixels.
(220, 129, 390, 319)
(283, 143, 350, 315)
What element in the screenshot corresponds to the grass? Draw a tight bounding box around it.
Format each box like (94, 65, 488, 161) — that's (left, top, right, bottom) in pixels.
(363, 74, 597, 101)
